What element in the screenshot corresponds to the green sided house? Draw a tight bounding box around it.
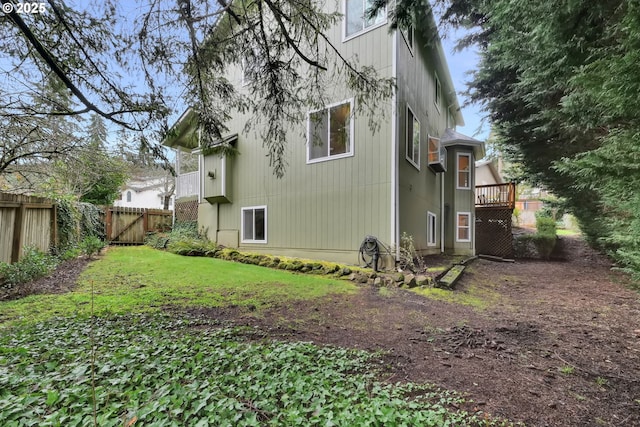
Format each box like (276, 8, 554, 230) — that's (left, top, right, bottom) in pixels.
(164, 3, 485, 266)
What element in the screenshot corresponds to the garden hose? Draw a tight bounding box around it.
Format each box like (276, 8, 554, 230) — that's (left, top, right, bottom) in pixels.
(359, 235, 394, 272)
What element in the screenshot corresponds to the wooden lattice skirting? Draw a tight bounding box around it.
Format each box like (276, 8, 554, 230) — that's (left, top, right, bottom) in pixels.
(175, 199, 198, 223)
(476, 208, 514, 258)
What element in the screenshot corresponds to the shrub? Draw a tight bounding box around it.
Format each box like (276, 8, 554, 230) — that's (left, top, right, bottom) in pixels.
(55, 198, 104, 252)
(513, 234, 536, 258)
(146, 221, 202, 250)
(536, 216, 557, 237)
(167, 238, 218, 257)
(0, 246, 59, 289)
(78, 236, 105, 258)
(533, 216, 558, 260)
(396, 232, 425, 273)
(532, 234, 556, 260)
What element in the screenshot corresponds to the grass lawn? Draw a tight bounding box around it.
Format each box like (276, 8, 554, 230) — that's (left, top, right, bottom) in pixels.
(556, 229, 581, 236)
(0, 246, 514, 426)
(0, 246, 355, 328)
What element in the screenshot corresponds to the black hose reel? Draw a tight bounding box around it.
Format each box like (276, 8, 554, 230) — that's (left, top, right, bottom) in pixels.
(359, 235, 381, 272)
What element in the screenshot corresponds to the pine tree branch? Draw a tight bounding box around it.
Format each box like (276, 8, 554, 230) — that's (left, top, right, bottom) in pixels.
(3, 1, 142, 131)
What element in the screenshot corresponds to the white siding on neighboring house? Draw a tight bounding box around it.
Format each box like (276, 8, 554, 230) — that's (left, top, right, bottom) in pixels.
(114, 177, 174, 210)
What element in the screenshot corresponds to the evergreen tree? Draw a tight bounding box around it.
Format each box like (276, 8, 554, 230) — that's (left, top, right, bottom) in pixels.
(433, 0, 640, 276)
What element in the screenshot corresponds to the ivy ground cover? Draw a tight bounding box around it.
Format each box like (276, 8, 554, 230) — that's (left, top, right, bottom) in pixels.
(0, 314, 495, 426)
(0, 247, 512, 426)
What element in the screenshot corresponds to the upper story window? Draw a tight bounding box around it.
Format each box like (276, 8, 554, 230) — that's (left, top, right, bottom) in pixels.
(428, 135, 446, 172)
(242, 47, 261, 86)
(447, 110, 455, 128)
(457, 152, 471, 189)
(402, 25, 414, 53)
(406, 105, 420, 170)
(434, 72, 441, 112)
(345, 0, 385, 39)
(307, 99, 354, 163)
(126, 191, 132, 203)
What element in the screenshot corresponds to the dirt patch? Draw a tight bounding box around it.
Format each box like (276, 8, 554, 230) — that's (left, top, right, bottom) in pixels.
(0, 257, 91, 301)
(9, 237, 640, 426)
(188, 237, 640, 426)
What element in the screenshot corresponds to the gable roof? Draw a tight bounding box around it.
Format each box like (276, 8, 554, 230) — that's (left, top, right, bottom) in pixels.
(162, 108, 199, 150)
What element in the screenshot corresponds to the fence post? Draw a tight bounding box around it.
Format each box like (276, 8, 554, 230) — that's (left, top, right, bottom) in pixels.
(105, 206, 112, 242)
(51, 202, 58, 249)
(11, 202, 26, 262)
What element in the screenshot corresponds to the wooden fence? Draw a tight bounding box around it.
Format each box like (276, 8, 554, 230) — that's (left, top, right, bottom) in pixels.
(105, 206, 172, 245)
(0, 193, 57, 264)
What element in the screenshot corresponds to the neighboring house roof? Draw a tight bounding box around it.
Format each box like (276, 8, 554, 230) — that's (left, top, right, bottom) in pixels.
(475, 158, 504, 184)
(441, 128, 485, 159)
(122, 176, 173, 194)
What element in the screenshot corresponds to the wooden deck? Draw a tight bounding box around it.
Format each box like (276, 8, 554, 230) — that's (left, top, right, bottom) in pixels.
(475, 182, 516, 210)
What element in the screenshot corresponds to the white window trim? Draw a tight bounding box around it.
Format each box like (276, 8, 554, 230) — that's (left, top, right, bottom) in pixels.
(241, 205, 268, 244)
(456, 212, 472, 243)
(405, 104, 420, 170)
(456, 152, 472, 190)
(427, 135, 442, 167)
(427, 211, 437, 247)
(306, 98, 355, 164)
(343, 0, 387, 42)
(241, 46, 260, 87)
(241, 57, 251, 87)
(402, 26, 414, 55)
(434, 72, 441, 113)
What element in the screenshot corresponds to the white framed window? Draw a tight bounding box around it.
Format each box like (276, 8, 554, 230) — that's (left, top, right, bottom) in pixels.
(307, 99, 354, 163)
(344, 0, 386, 40)
(241, 206, 267, 243)
(428, 135, 446, 171)
(447, 110, 455, 128)
(406, 105, 420, 169)
(457, 152, 471, 189)
(427, 211, 437, 246)
(434, 72, 441, 112)
(456, 212, 471, 242)
(402, 25, 414, 53)
(242, 46, 261, 86)
(126, 191, 132, 203)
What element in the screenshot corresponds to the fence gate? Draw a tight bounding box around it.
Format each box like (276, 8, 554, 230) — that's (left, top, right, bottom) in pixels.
(105, 207, 172, 245)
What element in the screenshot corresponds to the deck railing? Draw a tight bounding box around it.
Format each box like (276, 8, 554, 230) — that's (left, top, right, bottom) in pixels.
(176, 171, 199, 199)
(475, 182, 516, 209)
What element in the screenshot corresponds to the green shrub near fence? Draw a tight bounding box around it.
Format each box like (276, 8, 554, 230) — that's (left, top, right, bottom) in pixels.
(0, 247, 58, 290)
(533, 216, 558, 259)
(56, 198, 105, 252)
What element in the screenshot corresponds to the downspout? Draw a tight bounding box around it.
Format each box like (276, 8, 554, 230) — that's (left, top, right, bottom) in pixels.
(197, 128, 203, 204)
(472, 153, 476, 256)
(173, 148, 179, 227)
(440, 172, 445, 253)
(391, 27, 399, 261)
